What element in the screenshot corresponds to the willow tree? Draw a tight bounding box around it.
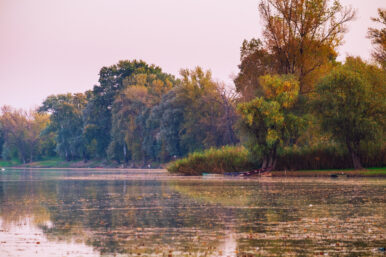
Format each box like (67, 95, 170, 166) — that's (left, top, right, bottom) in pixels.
(235, 0, 355, 98)
(83, 60, 172, 158)
(107, 73, 174, 164)
(39, 93, 88, 161)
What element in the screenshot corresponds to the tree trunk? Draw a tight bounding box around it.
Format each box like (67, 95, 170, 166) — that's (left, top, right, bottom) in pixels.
(268, 147, 277, 170)
(347, 142, 363, 170)
(123, 143, 128, 164)
(65, 151, 70, 161)
(351, 151, 363, 170)
(272, 158, 277, 170)
(83, 150, 88, 162)
(269, 157, 277, 170)
(261, 156, 268, 169)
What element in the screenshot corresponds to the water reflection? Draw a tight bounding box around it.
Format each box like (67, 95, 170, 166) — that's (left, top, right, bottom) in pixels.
(0, 218, 96, 257)
(0, 169, 385, 256)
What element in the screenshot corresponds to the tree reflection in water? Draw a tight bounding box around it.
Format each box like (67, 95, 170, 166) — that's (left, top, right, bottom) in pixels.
(0, 169, 385, 256)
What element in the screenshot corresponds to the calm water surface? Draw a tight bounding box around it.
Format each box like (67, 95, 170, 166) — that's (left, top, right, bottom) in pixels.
(0, 169, 385, 256)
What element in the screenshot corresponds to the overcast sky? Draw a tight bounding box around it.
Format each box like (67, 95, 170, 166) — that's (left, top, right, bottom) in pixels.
(0, 0, 385, 110)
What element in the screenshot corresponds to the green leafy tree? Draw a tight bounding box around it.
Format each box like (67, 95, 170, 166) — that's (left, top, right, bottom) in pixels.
(107, 72, 175, 164)
(238, 74, 305, 169)
(108, 85, 152, 164)
(83, 60, 172, 158)
(313, 57, 386, 169)
(148, 90, 185, 160)
(39, 93, 88, 161)
(177, 68, 232, 152)
(148, 67, 239, 161)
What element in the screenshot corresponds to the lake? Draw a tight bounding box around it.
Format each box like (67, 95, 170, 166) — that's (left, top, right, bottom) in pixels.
(0, 169, 385, 256)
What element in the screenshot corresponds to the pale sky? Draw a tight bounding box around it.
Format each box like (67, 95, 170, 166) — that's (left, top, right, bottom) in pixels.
(0, 0, 385, 110)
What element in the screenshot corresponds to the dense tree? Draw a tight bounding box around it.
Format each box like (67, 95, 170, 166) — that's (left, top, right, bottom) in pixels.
(39, 93, 88, 161)
(0, 106, 50, 163)
(234, 0, 356, 170)
(107, 73, 174, 164)
(148, 67, 239, 161)
(177, 68, 237, 152)
(368, 8, 386, 69)
(235, 0, 355, 98)
(148, 90, 184, 160)
(238, 74, 305, 169)
(83, 60, 173, 158)
(313, 57, 386, 169)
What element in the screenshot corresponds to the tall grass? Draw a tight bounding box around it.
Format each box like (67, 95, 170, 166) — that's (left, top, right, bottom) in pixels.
(167, 146, 255, 175)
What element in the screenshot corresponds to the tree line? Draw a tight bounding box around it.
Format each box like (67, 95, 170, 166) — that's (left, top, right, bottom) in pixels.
(0, 65, 239, 166)
(0, 1, 385, 169)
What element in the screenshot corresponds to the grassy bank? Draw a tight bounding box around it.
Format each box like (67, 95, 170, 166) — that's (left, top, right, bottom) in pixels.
(167, 145, 386, 177)
(167, 146, 256, 175)
(0, 158, 116, 169)
(0, 157, 163, 169)
(0, 159, 21, 167)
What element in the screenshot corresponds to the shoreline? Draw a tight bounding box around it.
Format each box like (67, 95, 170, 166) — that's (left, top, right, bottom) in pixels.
(2, 166, 385, 177)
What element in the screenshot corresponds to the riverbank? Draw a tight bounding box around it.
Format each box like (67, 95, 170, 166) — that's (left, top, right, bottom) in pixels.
(0, 158, 161, 169)
(1, 165, 385, 177)
(0, 159, 113, 169)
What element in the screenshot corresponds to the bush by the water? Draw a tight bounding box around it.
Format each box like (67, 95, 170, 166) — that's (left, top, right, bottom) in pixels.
(168, 143, 386, 175)
(167, 146, 256, 175)
(276, 143, 386, 170)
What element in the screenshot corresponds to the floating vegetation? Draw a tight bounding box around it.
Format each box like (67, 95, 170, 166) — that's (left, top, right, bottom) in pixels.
(0, 169, 385, 256)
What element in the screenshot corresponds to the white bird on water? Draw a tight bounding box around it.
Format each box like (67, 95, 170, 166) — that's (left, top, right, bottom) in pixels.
(1, 168, 5, 171)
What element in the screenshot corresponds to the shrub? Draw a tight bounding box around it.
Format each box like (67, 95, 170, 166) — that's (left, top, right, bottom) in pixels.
(167, 146, 256, 175)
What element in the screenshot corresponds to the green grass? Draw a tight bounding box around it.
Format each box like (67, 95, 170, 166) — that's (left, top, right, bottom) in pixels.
(0, 156, 118, 168)
(0, 157, 68, 168)
(23, 158, 71, 168)
(0, 159, 21, 167)
(360, 167, 386, 175)
(16, 156, 60, 168)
